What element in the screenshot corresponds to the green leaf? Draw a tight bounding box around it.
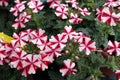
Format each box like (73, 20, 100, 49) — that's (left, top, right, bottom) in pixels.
(48, 70, 66, 80)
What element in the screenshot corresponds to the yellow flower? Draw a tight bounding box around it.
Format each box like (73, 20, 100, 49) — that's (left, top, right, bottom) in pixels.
(0, 32, 13, 43)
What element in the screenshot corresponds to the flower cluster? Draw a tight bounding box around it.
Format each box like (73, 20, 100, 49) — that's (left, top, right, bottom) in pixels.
(8, 0, 120, 29)
(10, 0, 44, 29)
(0, 29, 52, 77)
(96, 0, 120, 26)
(0, 25, 96, 77)
(49, 0, 91, 24)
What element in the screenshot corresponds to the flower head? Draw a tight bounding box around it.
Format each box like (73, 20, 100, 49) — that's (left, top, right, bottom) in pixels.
(60, 59, 77, 76)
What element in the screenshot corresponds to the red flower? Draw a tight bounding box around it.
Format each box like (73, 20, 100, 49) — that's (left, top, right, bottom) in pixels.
(41, 45, 62, 58)
(37, 39, 50, 50)
(38, 54, 50, 71)
(0, 46, 5, 60)
(49, 34, 67, 49)
(19, 29, 33, 42)
(27, 0, 44, 13)
(101, 7, 118, 26)
(69, 13, 82, 24)
(62, 26, 76, 40)
(107, 40, 120, 56)
(22, 54, 40, 75)
(78, 8, 91, 16)
(74, 32, 85, 43)
(11, 32, 28, 47)
(0, 0, 8, 6)
(19, 12, 31, 23)
(96, 8, 104, 21)
(10, 0, 26, 16)
(104, 0, 118, 8)
(60, 59, 77, 76)
(55, 5, 68, 19)
(9, 50, 27, 70)
(5, 43, 20, 58)
(30, 29, 47, 45)
(12, 16, 25, 29)
(79, 37, 96, 55)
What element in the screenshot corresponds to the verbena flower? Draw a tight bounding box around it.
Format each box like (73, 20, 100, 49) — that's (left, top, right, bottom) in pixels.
(49, 34, 67, 49)
(55, 5, 68, 19)
(78, 8, 91, 16)
(69, 13, 83, 24)
(101, 7, 118, 26)
(107, 40, 120, 56)
(27, 0, 44, 13)
(60, 59, 77, 76)
(0, 0, 9, 6)
(79, 36, 96, 55)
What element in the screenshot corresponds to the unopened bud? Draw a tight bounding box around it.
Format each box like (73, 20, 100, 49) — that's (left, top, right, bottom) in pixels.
(65, 50, 69, 54)
(75, 56, 79, 60)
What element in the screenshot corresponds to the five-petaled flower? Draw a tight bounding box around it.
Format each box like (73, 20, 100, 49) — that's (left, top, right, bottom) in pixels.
(27, 0, 44, 13)
(78, 8, 91, 16)
(79, 37, 96, 55)
(107, 40, 120, 56)
(69, 13, 83, 24)
(55, 5, 68, 19)
(60, 59, 77, 76)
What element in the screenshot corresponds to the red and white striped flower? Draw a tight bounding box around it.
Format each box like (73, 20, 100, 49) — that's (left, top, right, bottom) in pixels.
(0, 46, 6, 60)
(11, 32, 28, 47)
(38, 54, 50, 71)
(103, 0, 118, 8)
(9, 50, 27, 70)
(19, 29, 33, 42)
(5, 43, 20, 58)
(12, 16, 25, 29)
(69, 13, 83, 24)
(74, 32, 85, 43)
(101, 7, 118, 26)
(37, 39, 50, 50)
(116, 0, 120, 6)
(20, 68, 28, 77)
(79, 37, 96, 55)
(41, 45, 62, 58)
(22, 54, 40, 75)
(62, 26, 76, 40)
(96, 8, 104, 21)
(107, 40, 120, 56)
(0, 0, 8, 6)
(10, 0, 26, 16)
(49, 34, 67, 49)
(27, 0, 44, 13)
(115, 70, 120, 80)
(60, 59, 77, 76)
(30, 29, 47, 45)
(55, 5, 68, 19)
(47, 0, 61, 9)
(19, 12, 31, 23)
(78, 8, 91, 16)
